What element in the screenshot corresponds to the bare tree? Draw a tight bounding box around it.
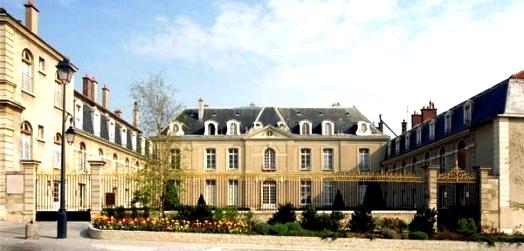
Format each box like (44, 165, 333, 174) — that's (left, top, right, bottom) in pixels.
(130, 72, 184, 216)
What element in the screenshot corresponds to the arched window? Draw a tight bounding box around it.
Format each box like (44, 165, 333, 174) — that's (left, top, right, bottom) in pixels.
(98, 148, 104, 160)
(79, 142, 86, 171)
(113, 154, 118, 172)
(227, 120, 240, 135)
(54, 133, 62, 169)
(204, 120, 219, 135)
(299, 121, 311, 135)
(21, 49, 33, 92)
(263, 148, 276, 170)
(458, 141, 466, 169)
(322, 121, 334, 135)
(230, 123, 237, 135)
(20, 121, 32, 160)
(208, 124, 215, 135)
(439, 147, 446, 173)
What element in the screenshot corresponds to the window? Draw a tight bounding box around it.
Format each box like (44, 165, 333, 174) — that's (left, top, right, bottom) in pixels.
(98, 148, 104, 161)
(439, 147, 446, 173)
(322, 181, 333, 206)
(21, 49, 33, 92)
(78, 142, 86, 171)
(38, 57, 45, 73)
(263, 148, 276, 170)
(227, 120, 240, 135)
(445, 112, 452, 133)
(416, 127, 422, 145)
(300, 121, 311, 135)
(121, 128, 126, 146)
(37, 125, 44, 140)
(78, 183, 86, 208)
(205, 121, 218, 135)
(323, 148, 334, 170)
(262, 180, 277, 208)
(300, 148, 311, 170)
(358, 148, 370, 170)
(395, 138, 400, 154)
(464, 101, 473, 126)
(171, 148, 181, 169)
(405, 134, 410, 150)
(54, 83, 63, 108)
(20, 122, 32, 160)
(205, 180, 217, 206)
(205, 148, 216, 169)
(113, 154, 118, 172)
(322, 121, 334, 135)
(429, 120, 435, 140)
(228, 180, 239, 206)
(125, 158, 130, 170)
(109, 121, 115, 142)
(54, 133, 62, 169)
(173, 124, 179, 134)
(228, 148, 239, 169)
(300, 180, 312, 207)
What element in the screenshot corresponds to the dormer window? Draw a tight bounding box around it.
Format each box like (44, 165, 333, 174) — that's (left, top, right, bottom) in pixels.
(429, 119, 435, 141)
(463, 101, 473, 126)
(444, 111, 452, 133)
(299, 120, 312, 135)
(253, 122, 263, 130)
(93, 107, 100, 136)
(356, 121, 372, 136)
(170, 122, 184, 136)
(416, 127, 422, 145)
(227, 120, 241, 135)
(395, 138, 400, 154)
(322, 120, 334, 135)
(121, 128, 127, 146)
(204, 120, 219, 135)
(109, 119, 115, 142)
(405, 133, 410, 150)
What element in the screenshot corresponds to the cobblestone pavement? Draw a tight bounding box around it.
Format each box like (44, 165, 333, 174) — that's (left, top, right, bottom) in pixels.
(0, 221, 332, 251)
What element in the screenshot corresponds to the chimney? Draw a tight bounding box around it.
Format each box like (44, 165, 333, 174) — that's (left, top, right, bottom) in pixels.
(24, 0, 39, 34)
(401, 120, 407, 134)
(133, 102, 139, 128)
(102, 84, 110, 109)
(82, 75, 93, 100)
(420, 101, 437, 123)
(378, 114, 384, 133)
(91, 76, 98, 103)
(198, 98, 205, 121)
(411, 111, 422, 128)
(114, 109, 122, 118)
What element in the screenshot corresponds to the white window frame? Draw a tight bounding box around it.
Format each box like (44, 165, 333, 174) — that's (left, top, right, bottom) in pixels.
(300, 180, 312, 207)
(78, 142, 86, 171)
(205, 148, 216, 170)
(54, 82, 63, 108)
(21, 49, 33, 93)
(170, 122, 185, 136)
(228, 180, 239, 206)
(358, 148, 370, 171)
(444, 111, 452, 133)
(205, 180, 217, 206)
(463, 101, 473, 126)
(322, 148, 334, 170)
(429, 119, 435, 140)
(299, 120, 312, 135)
(108, 119, 115, 143)
(262, 180, 277, 209)
(20, 132, 32, 160)
(263, 148, 276, 171)
(322, 181, 333, 206)
(121, 127, 127, 147)
(93, 108, 101, 137)
(416, 127, 422, 145)
(74, 102, 83, 129)
(131, 131, 137, 150)
(226, 120, 241, 135)
(322, 120, 334, 135)
(228, 148, 239, 169)
(299, 148, 311, 170)
(204, 120, 219, 135)
(171, 148, 181, 169)
(38, 57, 45, 73)
(253, 122, 263, 130)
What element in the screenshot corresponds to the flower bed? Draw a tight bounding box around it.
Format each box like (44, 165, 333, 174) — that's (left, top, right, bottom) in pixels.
(93, 215, 249, 234)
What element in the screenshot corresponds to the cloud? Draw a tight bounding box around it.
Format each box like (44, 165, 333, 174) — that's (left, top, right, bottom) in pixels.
(126, 0, 524, 135)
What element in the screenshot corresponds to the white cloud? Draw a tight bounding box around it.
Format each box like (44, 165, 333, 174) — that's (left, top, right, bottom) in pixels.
(127, 0, 524, 135)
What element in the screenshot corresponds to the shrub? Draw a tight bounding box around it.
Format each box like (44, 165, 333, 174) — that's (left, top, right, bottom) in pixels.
(381, 228, 397, 239)
(409, 207, 436, 236)
(104, 207, 115, 217)
(253, 222, 271, 235)
(241, 210, 256, 227)
(328, 211, 344, 231)
(300, 205, 319, 230)
(268, 203, 296, 225)
(434, 229, 467, 241)
(285, 222, 302, 233)
(409, 231, 428, 240)
(130, 205, 138, 218)
(115, 206, 126, 219)
(457, 218, 478, 239)
(197, 194, 206, 206)
(223, 207, 239, 222)
(192, 205, 213, 221)
(332, 190, 346, 210)
(348, 206, 375, 233)
(378, 217, 407, 232)
(270, 224, 288, 236)
(214, 207, 224, 222)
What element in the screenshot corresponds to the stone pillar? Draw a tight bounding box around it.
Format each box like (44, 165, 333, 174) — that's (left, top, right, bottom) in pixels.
(476, 166, 500, 231)
(426, 165, 439, 210)
(21, 160, 39, 222)
(89, 160, 105, 220)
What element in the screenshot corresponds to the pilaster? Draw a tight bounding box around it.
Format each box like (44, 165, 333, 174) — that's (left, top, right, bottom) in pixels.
(89, 160, 105, 220)
(426, 165, 439, 210)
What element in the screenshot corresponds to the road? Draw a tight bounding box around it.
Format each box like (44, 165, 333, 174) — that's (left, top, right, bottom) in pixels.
(0, 221, 322, 251)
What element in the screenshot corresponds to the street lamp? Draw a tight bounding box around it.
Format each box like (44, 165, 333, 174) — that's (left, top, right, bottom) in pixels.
(56, 58, 77, 239)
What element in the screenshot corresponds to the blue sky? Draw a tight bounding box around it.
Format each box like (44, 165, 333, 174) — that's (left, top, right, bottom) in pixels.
(2, 0, 524, 135)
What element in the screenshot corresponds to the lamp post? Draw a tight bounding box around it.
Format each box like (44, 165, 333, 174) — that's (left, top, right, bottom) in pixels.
(56, 59, 77, 239)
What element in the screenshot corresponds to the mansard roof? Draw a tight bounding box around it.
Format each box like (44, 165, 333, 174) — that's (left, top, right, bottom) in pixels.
(174, 106, 381, 136)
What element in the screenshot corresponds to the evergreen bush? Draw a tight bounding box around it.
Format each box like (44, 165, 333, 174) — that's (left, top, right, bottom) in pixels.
(300, 205, 319, 230)
(408, 207, 436, 236)
(253, 222, 271, 235)
(268, 203, 296, 225)
(270, 224, 288, 236)
(332, 190, 346, 210)
(457, 218, 478, 239)
(409, 231, 428, 240)
(348, 205, 375, 233)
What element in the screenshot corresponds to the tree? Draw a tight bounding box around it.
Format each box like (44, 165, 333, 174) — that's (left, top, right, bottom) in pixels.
(130, 72, 184, 217)
(332, 190, 345, 210)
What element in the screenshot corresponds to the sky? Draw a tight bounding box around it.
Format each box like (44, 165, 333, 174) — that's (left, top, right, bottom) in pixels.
(1, 0, 524, 136)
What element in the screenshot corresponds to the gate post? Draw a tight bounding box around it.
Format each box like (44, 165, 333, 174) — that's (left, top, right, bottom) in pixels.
(475, 166, 498, 230)
(89, 160, 105, 220)
(426, 165, 439, 210)
(21, 160, 40, 222)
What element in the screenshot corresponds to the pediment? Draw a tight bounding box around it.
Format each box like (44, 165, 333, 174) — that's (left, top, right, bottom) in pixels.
(244, 125, 293, 140)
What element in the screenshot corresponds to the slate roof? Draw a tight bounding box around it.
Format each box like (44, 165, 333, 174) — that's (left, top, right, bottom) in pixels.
(385, 78, 511, 160)
(174, 106, 380, 136)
